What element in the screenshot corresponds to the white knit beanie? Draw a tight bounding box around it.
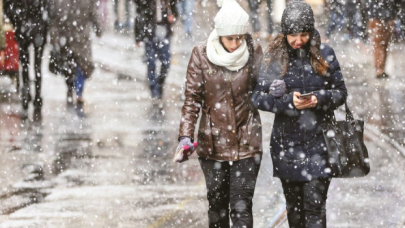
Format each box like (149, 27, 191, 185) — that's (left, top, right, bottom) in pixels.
(214, 0, 249, 36)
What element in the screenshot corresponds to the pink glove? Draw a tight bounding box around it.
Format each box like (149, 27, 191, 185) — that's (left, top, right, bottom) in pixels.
(173, 140, 198, 163)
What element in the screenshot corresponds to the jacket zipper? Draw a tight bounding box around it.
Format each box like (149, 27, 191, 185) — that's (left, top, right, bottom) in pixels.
(299, 49, 307, 145)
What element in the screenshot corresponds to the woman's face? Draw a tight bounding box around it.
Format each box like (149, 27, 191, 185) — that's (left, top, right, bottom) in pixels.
(220, 35, 245, 53)
(286, 32, 310, 49)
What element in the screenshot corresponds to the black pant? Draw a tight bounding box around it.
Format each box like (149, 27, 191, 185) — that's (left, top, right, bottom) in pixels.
(247, 0, 273, 34)
(281, 178, 331, 228)
(199, 157, 261, 228)
(19, 32, 47, 108)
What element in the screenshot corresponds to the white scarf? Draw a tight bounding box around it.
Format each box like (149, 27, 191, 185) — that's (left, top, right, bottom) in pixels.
(206, 30, 249, 71)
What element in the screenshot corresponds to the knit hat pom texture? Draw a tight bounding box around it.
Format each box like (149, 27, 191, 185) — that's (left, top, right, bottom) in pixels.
(281, 1, 315, 34)
(214, 0, 249, 36)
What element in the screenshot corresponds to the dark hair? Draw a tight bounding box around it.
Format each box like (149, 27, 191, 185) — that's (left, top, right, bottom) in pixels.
(263, 32, 329, 76)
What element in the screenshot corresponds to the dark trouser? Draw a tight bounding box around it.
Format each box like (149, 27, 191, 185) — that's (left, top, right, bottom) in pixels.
(345, 0, 360, 39)
(199, 157, 261, 228)
(247, 0, 273, 34)
(145, 37, 171, 99)
(18, 32, 47, 109)
(74, 66, 86, 98)
(60, 47, 77, 100)
(400, 1, 405, 40)
(325, 1, 344, 38)
(281, 178, 331, 228)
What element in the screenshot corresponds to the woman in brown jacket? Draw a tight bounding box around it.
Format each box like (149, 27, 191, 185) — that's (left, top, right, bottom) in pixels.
(176, 0, 281, 227)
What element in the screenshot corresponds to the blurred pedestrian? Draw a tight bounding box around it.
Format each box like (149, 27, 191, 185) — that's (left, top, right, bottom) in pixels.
(366, 0, 400, 78)
(177, 0, 273, 226)
(344, 0, 362, 40)
(247, 0, 274, 41)
(134, 0, 178, 107)
(49, 0, 102, 111)
(253, 2, 348, 227)
(395, 0, 405, 41)
(113, 0, 132, 31)
(3, 0, 48, 121)
(324, 0, 344, 39)
(0, 0, 5, 66)
(176, 0, 195, 38)
(357, 0, 369, 41)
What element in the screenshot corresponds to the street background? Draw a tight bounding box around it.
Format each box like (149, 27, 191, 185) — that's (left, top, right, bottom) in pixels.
(0, 0, 405, 227)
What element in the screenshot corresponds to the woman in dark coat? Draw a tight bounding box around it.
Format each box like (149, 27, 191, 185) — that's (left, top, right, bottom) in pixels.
(252, 2, 347, 227)
(49, 0, 102, 108)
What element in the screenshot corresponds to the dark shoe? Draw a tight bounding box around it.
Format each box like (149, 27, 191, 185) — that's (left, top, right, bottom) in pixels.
(185, 32, 193, 40)
(20, 87, 32, 110)
(124, 20, 131, 29)
(75, 98, 85, 118)
(33, 108, 42, 123)
(33, 96, 42, 108)
(22, 164, 44, 181)
(20, 108, 29, 120)
(67, 90, 74, 107)
(376, 72, 389, 79)
(33, 97, 43, 122)
(114, 20, 120, 31)
(150, 99, 165, 121)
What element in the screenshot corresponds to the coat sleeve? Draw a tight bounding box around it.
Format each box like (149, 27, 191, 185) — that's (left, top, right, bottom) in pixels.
(178, 46, 204, 141)
(252, 61, 298, 116)
(312, 45, 348, 111)
(252, 44, 264, 84)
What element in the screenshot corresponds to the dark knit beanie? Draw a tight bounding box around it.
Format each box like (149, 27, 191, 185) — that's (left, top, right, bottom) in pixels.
(281, 1, 315, 34)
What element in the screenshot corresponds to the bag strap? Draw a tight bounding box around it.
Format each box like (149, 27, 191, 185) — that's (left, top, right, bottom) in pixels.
(344, 102, 354, 122)
(330, 101, 354, 125)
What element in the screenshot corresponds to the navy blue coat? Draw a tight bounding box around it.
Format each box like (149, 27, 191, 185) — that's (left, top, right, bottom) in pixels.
(252, 43, 347, 181)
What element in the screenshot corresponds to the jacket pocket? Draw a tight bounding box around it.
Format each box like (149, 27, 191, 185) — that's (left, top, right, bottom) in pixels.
(197, 106, 214, 155)
(211, 127, 223, 152)
(239, 112, 253, 146)
(239, 112, 262, 150)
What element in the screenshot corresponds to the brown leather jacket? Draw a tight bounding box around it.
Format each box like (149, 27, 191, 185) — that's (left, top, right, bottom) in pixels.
(179, 34, 263, 161)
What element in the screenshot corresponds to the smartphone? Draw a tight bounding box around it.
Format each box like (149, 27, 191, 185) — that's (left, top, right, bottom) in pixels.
(299, 92, 313, 100)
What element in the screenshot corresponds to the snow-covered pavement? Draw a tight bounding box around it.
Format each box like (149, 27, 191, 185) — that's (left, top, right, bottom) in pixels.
(0, 1, 405, 227)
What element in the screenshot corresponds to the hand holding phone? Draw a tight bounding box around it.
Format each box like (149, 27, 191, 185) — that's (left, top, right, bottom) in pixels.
(299, 92, 313, 100)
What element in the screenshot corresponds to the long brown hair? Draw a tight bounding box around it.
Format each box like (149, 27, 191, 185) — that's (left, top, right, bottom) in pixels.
(263, 31, 329, 76)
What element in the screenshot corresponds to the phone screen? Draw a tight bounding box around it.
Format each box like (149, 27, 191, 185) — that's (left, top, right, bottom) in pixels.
(300, 93, 313, 100)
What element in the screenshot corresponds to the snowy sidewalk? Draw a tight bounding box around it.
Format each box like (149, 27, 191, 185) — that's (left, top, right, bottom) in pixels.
(1, 0, 405, 227)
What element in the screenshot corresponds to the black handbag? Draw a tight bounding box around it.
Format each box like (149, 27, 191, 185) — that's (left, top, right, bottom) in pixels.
(321, 102, 370, 178)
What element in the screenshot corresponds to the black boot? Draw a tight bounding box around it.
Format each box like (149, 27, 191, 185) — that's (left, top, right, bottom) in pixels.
(75, 98, 85, 118)
(21, 87, 32, 108)
(20, 87, 31, 120)
(67, 89, 74, 107)
(33, 97, 42, 122)
(150, 99, 165, 121)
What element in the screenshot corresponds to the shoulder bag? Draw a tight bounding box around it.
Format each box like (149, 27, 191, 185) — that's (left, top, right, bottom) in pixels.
(321, 102, 370, 178)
